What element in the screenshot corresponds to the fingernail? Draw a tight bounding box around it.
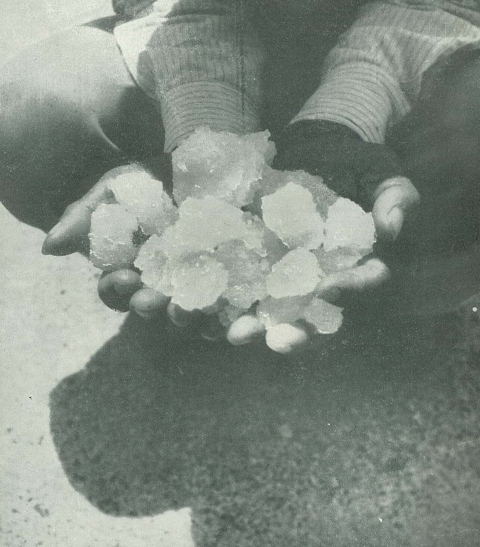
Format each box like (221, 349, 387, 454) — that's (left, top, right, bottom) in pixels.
(387, 207, 403, 241)
(41, 224, 61, 254)
(43, 226, 79, 256)
(41, 237, 53, 255)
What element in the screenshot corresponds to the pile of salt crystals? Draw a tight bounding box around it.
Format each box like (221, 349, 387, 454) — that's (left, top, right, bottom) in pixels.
(89, 126, 376, 344)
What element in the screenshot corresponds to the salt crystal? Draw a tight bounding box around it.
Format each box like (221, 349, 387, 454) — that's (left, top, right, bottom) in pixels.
(158, 197, 249, 257)
(262, 183, 325, 249)
(324, 198, 376, 252)
(109, 170, 178, 236)
(172, 127, 275, 207)
(134, 235, 173, 294)
(170, 254, 228, 311)
(254, 167, 337, 219)
(215, 241, 268, 308)
(256, 295, 312, 328)
(266, 249, 322, 298)
(242, 213, 288, 262)
(302, 298, 343, 334)
(89, 204, 139, 271)
(97, 163, 152, 193)
(313, 247, 363, 274)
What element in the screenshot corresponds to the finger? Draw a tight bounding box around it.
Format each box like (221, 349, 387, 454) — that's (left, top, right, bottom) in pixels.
(130, 288, 170, 319)
(226, 315, 266, 346)
(372, 177, 420, 241)
(42, 179, 113, 256)
(98, 269, 143, 312)
(42, 164, 147, 256)
(265, 323, 309, 354)
(316, 258, 391, 301)
(166, 302, 202, 328)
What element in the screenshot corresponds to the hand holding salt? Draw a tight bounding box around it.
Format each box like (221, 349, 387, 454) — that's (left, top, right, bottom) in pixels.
(88, 127, 378, 352)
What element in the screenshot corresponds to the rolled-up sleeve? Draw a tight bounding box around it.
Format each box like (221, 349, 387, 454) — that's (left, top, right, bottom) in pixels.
(291, 2, 480, 143)
(115, 0, 264, 152)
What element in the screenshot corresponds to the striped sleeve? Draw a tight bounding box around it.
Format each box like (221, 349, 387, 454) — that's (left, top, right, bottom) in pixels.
(116, 0, 264, 153)
(291, 2, 480, 143)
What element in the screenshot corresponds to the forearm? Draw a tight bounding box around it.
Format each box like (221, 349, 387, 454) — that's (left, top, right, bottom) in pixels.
(292, 2, 480, 143)
(131, 0, 265, 152)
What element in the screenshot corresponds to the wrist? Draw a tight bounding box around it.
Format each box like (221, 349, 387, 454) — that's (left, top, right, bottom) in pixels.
(161, 83, 261, 153)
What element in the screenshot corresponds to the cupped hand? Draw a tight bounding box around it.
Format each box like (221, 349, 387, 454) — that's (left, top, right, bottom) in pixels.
(41, 160, 233, 338)
(42, 127, 420, 354)
(250, 120, 420, 353)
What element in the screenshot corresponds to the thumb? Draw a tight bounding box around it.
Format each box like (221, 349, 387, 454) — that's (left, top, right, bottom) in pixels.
(41, 178, 113, 256)
(41, 164, 146, 256)
(372, 177, 420, 242)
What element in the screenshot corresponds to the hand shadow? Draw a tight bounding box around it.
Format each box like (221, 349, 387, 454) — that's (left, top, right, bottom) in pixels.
(48, 308, 477, 547)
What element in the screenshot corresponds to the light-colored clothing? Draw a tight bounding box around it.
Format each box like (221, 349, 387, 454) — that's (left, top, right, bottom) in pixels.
(113, 0, 480, 151)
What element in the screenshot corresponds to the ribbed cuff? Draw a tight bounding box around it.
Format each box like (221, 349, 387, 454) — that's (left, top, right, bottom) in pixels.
(291, 62, 410, 144)
(160, 82, 261, 152)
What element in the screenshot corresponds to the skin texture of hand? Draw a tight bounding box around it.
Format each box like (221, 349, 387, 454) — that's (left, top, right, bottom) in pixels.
(42, 127, 420, 354)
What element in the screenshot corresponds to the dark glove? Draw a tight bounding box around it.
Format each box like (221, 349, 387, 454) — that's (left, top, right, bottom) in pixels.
(273, 120, 403, 210)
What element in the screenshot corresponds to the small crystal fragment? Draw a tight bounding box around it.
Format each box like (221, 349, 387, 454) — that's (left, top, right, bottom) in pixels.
(324, 198, 376, 252)
(256, 295, 312, 328)
(242, 212, 288, 263)
(170, 254, 228, 311)
(134, 234, 172, 293)
(266, 249, 322, 298)
(262, 183, 325, 249)
(313, 247, 363, 274)
(302, 298, 344, 334)
(172, 127, 275, 207)
(215, 241, 268, 308)
(109, 170, 178, 236)
(89, 204, 139, 271)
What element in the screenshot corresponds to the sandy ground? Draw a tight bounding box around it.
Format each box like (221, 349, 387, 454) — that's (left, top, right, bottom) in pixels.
(2, 3, 480, 547)
(0, 2, 194, 545)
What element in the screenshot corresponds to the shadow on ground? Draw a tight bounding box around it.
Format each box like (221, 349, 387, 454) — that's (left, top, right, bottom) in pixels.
(50, 310, 480, 547)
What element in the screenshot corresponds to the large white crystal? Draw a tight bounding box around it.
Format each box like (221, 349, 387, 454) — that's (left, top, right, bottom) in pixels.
(266, 249, 322, 298)
(158, 197, 249, 258)
(324, 197, 376, 252)
(109, 170, 178, 236)
(172, 127, 276, 207)
(253, 167, 337, 219)
(170, 254, 229, 311)
(89, 204, 139, 271)
(261, 183, 325, 249)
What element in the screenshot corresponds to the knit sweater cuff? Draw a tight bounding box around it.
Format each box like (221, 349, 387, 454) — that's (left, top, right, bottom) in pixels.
(290, 62, 410, 144)
(161, 82, 261, 152)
